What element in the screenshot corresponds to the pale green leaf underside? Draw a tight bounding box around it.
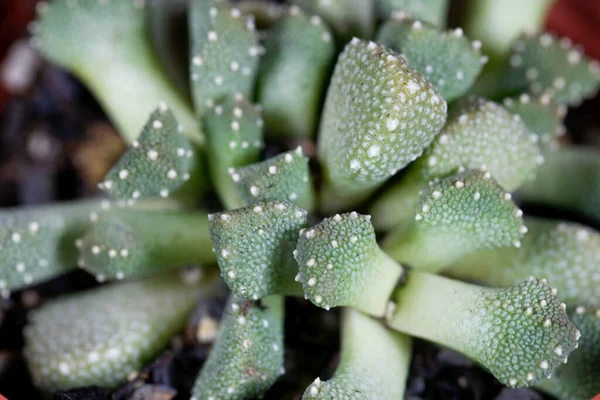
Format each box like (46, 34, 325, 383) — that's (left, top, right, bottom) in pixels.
(34, 0, 200, 144)
(303, 308, 411, 399)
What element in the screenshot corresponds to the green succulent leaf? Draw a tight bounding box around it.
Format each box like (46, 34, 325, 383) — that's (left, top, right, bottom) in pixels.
(0, 200, 101, 296)
(377, 18, 485, 101)
(209, 201, 307, 299)
(33, 0, 201, 144)
(421, 97, 541, 188)
(503, 93, 566, 151)
(447, 218, 600, 308)
(369, 96, 540, 230)
(290, 0, 375, 42)
(294, 212, 403, 316)
(536, 307, 600, 400)
(189, 0, 260, 115)
(191, 295, 284, 400)
(203, 95, 264, 210)
(303, 308, 411, 399)
(318, 38, 447, 212)
(383, 170, 526, 272)
(78, 208, 215, 282)
(375, 0, 449, 27)
(232, 148, 315, 211)
(389, 272, 580, 387)
(520, 146, 600, 224)
(257, 7, 335, 138)
(504, 32, 600, 105)
(100, 104, 203, 202)
(24, 272, 208, 392)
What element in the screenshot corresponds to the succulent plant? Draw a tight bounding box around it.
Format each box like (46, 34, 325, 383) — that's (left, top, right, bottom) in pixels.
(294, 212, 580, 387)
(6, 0, 600, 398)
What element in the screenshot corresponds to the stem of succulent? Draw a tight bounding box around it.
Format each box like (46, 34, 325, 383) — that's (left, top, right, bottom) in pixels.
(388, 270, 580, 388)
(382, 170, 526, 273)
(519, 146, 600, 225)
(303, 308, 411, 399)
(33, 0, 201, 145)
(24, 270, 214, 393)
(0, 200, 104, 297)
(191, 295, 284, 400)
(444, 218, 600, 308)
(534, 306, 600, 400)
(78, 208, 215, 281)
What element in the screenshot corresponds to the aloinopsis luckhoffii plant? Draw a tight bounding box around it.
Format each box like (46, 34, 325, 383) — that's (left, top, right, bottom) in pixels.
(3, 0, 600, 398)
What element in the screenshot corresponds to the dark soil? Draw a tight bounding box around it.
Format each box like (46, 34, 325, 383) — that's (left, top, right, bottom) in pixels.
(1, 3, 600, 400)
